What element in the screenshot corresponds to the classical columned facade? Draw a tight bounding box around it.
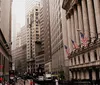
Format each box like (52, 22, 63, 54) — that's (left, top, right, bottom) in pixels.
(62, 0, 100, 83)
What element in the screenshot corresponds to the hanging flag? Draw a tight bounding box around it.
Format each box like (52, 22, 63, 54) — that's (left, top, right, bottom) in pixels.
(80, 32, 88, 46)
(71, 40, 79, 49)
(64, 45, 70, 56)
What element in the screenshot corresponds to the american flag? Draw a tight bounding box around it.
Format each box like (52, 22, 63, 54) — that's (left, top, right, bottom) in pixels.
(71, 40, 79, 49)
(80, 32, 88, 46)
(64, 45, 70, 56)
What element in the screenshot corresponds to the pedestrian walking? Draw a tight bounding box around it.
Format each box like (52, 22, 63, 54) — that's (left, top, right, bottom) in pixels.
(30, 80, 33, 85)
(55, 79, 59, 85)
(24, 80, 25, 85)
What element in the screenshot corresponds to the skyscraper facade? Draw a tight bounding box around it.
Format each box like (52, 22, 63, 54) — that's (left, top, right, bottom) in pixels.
(63, 0, 100, 83)
(35, 6, 45, 72)
(21, 26, 27, 46)
(41, 0, 52, 73)
(26, 5, 40, 73)
(12, 26, 27, 72)
(49, 0, 67, 76)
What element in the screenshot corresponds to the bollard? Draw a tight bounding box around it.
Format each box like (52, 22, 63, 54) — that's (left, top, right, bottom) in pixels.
(55, 79, 58, 85)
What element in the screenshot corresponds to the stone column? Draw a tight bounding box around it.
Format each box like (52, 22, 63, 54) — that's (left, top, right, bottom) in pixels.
(90, 50, 95, 62)
(73, 6, 80, 45)
(71, 11, 76, 42)
(77, 3, 84, 33)
(81, 0, 90, 40)
(87, 0, 96, 42)
(93, 0, 100, 38)
(67, 15, 73, 52)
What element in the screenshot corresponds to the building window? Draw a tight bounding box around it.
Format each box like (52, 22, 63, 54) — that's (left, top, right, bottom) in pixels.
(35, 12, 38, 16)
(36, 17, 38, 19)
(36, 9, 38, 11)
(36, 24, 38, 26)
(94, 50, 97, 60)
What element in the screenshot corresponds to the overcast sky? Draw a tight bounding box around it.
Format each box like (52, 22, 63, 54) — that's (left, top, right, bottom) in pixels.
(12, 0, 41, 28)
(12, 0, 25, 27)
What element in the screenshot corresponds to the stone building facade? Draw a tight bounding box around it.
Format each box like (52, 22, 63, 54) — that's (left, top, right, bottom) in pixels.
(41, 0, 52, 73)
(0, 0, 12, 82)
(62, 0, 100, 83)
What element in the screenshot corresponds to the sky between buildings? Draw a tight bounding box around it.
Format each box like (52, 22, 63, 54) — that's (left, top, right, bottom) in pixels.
(12, 0, 25, 28)
(12, 0, 41, 28)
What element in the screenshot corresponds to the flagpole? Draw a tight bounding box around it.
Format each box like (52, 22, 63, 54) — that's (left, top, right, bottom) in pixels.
(77, 29, 98, 42)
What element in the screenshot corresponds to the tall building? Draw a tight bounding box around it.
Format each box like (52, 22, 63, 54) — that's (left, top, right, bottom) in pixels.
(0, 0, 12, 81)
(40, 6, 44, 52)
(16, 32, 21, 48)
(35, 7, 45, 72)
(21, 26, 27, 46)
(49, 0, 68, 78)
(25, 0, 40, 24)
(26, 5, 40, 73)
(12, 22, 21, 50)
(63, 0, 100, 83)
(41, 0, 52, 73)
(12, 45, 27, 74)
(12, 26, 27, 72)
(25, 0, 38, 14)
(12, 14, 17, 50)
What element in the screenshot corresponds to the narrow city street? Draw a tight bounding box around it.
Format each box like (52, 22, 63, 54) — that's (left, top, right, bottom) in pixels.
(0, 0, 100, 85)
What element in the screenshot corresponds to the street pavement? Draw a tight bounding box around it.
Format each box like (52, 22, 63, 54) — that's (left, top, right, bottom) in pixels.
(15, 79, 39, 85)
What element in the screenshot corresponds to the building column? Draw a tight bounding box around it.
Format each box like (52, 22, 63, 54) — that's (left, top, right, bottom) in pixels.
(77, 3, 84, 33)
(81, 71, 84, 80)
(84, 53, 88, 63)
(77, 71, 79, 79)
(90, 50, 95, 62)
(67, 15, 73, 52)
(81, 0, 90, 40)
(93, 0, 100, 38)
(73, 6, 80, 45)
(92, 70, 96, 80)
(87, 0, 97, 42)
(71, 11, 76, 42)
